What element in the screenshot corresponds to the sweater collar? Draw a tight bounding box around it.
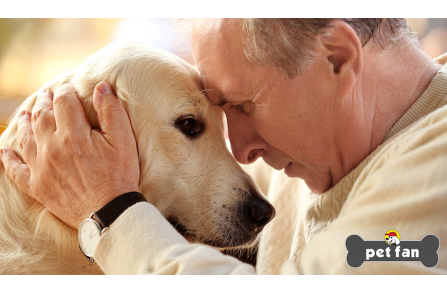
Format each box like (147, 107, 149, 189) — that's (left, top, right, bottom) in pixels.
(383, 53, 447, 142)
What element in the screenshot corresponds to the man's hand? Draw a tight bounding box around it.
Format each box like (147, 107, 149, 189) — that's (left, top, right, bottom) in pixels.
(0, 82, 140, 229)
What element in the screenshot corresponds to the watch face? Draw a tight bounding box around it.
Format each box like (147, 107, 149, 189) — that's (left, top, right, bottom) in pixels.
(78, 219, 102, 257)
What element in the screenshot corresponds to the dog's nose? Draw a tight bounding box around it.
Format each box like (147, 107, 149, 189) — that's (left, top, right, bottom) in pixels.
(246, 197, 275, 231)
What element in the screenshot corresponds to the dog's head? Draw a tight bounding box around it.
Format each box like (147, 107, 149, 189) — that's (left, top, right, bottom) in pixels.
(38, 41, 274, 248)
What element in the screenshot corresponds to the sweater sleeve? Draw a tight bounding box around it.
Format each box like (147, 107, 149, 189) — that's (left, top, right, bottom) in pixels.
(93, 202, 256, 274)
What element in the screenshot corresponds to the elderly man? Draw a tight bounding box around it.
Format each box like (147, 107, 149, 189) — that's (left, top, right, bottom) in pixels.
(1, 18, 446, 274)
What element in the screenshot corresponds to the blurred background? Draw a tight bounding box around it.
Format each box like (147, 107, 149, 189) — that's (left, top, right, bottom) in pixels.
(0, 18, 192, 135)
(1, 18, 447, 135)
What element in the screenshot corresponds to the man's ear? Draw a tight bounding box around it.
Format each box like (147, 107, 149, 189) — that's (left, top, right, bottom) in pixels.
(318, 20, 362, 76)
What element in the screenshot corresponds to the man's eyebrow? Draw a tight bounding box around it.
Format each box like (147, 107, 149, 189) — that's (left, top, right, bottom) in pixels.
(199, 73, 231, 106)
(201, 89, 229, 107)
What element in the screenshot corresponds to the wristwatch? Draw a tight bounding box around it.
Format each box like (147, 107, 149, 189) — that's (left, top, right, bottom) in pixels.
(78, 191, 147, 263)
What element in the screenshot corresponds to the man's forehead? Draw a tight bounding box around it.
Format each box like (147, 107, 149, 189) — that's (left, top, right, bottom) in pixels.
(192, 21, 252, 106)
(191, 22, 226, 57)
(200, 77, 230, 107)
(192, 21, 244, 69)
(200, 69, 243, 104)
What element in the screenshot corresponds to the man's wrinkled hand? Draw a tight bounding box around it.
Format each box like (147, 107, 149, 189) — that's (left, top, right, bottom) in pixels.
(0, 82, 140, 229)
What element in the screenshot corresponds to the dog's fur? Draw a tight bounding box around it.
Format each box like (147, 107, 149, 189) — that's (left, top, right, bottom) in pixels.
(0, 42, 274, 274)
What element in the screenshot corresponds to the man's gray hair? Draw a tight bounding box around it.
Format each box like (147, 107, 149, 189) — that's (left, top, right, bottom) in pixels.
(240, 19, 417, 78)
(175, 18, 418, 78)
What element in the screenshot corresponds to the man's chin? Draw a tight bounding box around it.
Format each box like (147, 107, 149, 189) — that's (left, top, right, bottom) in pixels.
(284, 162, 303, 177)
(305, 179, 332, 194)
(283, 163, 332, 194)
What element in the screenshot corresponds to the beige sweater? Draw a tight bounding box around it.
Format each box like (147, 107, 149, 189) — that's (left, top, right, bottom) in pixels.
(94, 54, 447, 274)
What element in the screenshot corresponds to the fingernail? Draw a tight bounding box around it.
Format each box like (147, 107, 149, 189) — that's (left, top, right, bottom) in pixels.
(18, 110, 26, 118)
(97, 82, 112, 95)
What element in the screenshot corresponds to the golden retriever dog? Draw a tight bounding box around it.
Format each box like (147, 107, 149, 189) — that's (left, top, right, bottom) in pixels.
(0, 42, 275, 274)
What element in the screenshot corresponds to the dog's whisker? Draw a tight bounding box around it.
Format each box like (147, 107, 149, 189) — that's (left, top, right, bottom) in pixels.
(188, 209, 216, 229)
(198, 216, 221, 244)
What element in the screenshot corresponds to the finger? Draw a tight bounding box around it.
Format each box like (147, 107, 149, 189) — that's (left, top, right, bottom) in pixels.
(17, 111, 37, 167)
(31, 90, 56, 140)
(0, 147, 31, 195)
(93, 81, 136, 148)
(53, 83, 91, 133)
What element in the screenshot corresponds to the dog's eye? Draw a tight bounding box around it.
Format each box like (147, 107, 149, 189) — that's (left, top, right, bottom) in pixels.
(176, 117, 203, 138)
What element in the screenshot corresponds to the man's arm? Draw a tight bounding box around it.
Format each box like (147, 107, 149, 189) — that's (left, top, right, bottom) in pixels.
(94, 202, 256, 274)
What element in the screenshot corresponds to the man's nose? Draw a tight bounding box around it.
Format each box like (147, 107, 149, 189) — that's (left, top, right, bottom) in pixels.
(226, 113, 265, 164)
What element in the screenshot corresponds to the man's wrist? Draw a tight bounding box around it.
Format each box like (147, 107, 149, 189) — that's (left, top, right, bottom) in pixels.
(94, 191, 147, 229)
(78, 191, 146, 262)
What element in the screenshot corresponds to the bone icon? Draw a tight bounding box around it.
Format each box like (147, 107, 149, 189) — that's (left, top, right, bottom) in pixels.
(419, 235, 440, 267)
(346, 235, 366, 268)
(346, 234, 439, 268)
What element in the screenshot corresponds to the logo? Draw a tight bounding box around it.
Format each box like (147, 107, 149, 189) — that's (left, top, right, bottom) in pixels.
(346, 230, 439, 268)
(384, 230, 400, 245)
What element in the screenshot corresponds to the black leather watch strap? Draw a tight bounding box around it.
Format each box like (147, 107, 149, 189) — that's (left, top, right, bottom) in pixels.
(94, 191, 147, 228)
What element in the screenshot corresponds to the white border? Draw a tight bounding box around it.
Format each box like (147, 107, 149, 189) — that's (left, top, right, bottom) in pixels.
(2, 0, 447, 18)
(2, 275, 447, 293)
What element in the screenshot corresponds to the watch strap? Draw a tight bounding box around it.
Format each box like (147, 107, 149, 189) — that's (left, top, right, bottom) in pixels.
(94, 191, 147, 228)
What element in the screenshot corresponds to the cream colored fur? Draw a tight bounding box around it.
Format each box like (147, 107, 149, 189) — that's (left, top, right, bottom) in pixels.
(0, 42, 268, 274)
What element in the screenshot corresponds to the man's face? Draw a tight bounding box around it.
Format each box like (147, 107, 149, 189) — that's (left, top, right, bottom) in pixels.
(191, 22, 346, 194)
